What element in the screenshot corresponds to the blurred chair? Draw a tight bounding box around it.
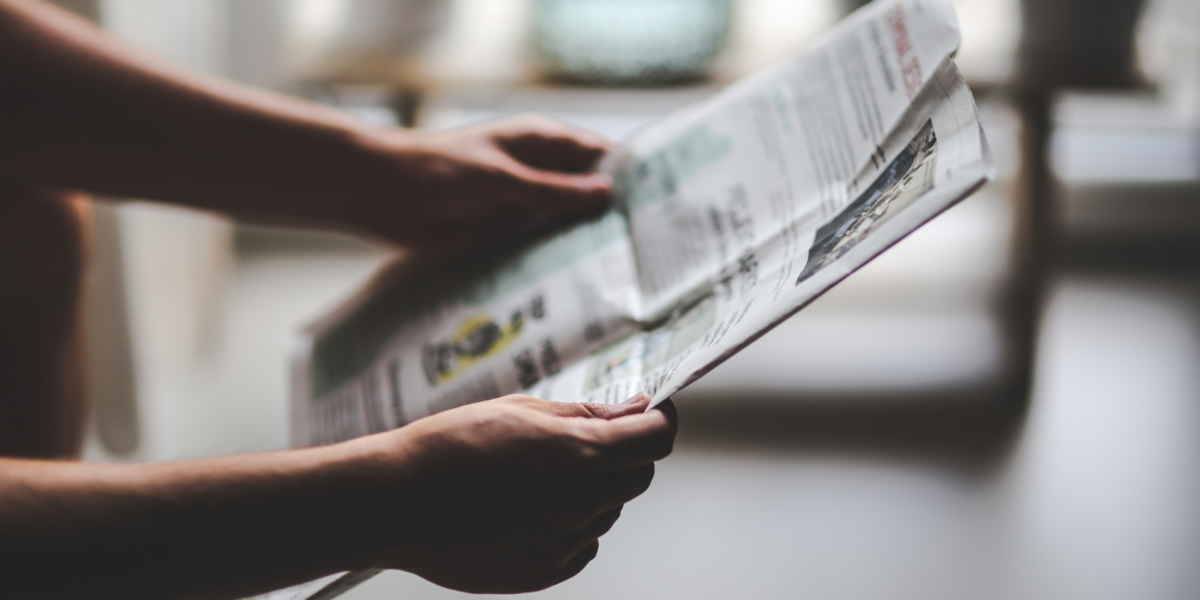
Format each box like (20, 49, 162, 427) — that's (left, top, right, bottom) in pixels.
(1050, 0, 1200, 266)
(1006, 0, 1155, 405)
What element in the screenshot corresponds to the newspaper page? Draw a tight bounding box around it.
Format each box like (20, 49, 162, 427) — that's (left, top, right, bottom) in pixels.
(291, 208, 642, 444)
(267, 0, 993, 597)
(600, 0, 991, 409)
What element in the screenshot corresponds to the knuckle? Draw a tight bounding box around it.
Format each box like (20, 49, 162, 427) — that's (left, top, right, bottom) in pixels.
(498, 393, 538, 407)
(566, 431, 604, 465)
(575, 402, 607, 417)
(516, 112, 556, 130)
(564, 402, 603, 419)
(549, 422, 600, 458)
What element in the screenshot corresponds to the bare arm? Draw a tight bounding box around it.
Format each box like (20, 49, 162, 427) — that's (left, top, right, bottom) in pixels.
(0, 394, 676, 600)
(0, 0, 612, 250)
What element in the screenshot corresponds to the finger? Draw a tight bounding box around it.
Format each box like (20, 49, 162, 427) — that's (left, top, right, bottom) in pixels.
(487, 507, 619, 576)
(595, 463, 656, 512)
(502, 132, 609, 173)
(558, 508, 622, 560)
(654, 397, 679, 433)
(549, 539, 600, 587)
(533, 507, 623, 571)
(543, 463, 653, 527)
(589, 408, 676, 471)
(498, 158, 612, 214)
(507, 392, 653, 420)
(494, 114, 612, 172)
(581, 506, 624, 540)
(411, 542, 594, 596)
(499, 539, 601, 593)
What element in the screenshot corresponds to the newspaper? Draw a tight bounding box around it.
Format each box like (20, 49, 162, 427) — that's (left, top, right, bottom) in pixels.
(269, 0, 993, 597)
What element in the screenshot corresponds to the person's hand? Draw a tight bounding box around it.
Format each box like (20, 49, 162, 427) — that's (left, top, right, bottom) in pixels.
(351, 392, 676, 594)
(352, 114, 613, 256)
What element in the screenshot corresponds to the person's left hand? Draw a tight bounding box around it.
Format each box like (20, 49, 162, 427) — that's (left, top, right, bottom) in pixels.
(329, 393, 677, 594)
(347, 114, 613, 256)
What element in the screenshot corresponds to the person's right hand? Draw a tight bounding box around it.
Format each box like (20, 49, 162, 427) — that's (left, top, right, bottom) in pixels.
(349, 392, 676, 594)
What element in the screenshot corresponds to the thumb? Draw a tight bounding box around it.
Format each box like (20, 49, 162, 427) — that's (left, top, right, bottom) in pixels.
(520, 392, 652, 420)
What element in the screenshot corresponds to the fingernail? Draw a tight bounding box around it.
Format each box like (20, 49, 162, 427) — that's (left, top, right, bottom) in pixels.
(620, 392, 648, 405)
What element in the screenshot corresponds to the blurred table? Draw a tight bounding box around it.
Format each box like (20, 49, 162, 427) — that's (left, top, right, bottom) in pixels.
(293, 0, 1020, 90)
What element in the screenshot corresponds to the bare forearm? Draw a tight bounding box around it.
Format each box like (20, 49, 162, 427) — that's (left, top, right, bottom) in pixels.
(0, 441, 398, 600)
(0, 0, 614, 250)
(0, 0, 390, 226)
(0, 395, 674, 598)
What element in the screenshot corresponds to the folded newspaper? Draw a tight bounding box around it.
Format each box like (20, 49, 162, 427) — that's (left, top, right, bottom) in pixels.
(269, 0, 993, 597)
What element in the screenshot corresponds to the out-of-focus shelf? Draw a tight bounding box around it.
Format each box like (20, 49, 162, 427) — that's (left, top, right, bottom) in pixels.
(296, 0, 1020, 93)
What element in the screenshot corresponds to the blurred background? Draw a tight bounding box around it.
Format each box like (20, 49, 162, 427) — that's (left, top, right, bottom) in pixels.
(46, 0, 1200, 598)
